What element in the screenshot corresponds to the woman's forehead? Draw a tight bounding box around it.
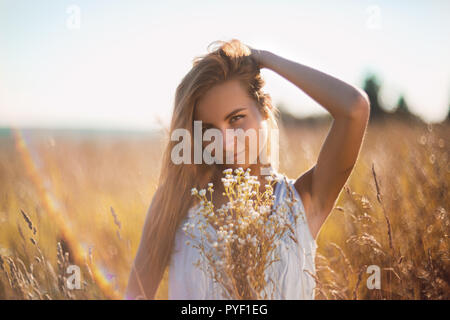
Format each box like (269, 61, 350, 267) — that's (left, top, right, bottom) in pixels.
(194, 80, 255, 121)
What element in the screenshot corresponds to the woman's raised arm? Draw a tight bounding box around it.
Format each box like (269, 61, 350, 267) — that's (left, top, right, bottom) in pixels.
(255, 49, 370, 239)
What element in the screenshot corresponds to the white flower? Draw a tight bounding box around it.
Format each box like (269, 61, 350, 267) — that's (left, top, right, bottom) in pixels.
(218, 229, 229, 239)
(223, 168, 233, 175)
(251, 211, 260, 219)
(199, 189, 206, 196)
(191, 188, 198, 195)
(260, 205, 270, 214)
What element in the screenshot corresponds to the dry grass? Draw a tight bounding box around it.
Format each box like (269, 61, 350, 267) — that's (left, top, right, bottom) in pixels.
(0, 117, 448, 299)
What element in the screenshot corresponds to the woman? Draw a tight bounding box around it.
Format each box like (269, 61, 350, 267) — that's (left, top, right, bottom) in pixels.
(125, 39, 370, 300)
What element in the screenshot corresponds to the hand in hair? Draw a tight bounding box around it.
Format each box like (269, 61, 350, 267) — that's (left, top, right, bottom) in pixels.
(247, 45, 268, 70)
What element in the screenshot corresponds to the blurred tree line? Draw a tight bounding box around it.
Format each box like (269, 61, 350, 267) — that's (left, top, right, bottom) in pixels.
(277, 73, 450, 124)
(363, 74, 450, 123)
(363, 74, 419, 123)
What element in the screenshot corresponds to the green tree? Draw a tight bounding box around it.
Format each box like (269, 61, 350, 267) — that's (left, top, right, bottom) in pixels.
(363, 74, 385, 120)
(395, 95, 409, 114)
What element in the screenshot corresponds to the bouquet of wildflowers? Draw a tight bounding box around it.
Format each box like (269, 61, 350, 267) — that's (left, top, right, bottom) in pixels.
(184, 167, 299, 299)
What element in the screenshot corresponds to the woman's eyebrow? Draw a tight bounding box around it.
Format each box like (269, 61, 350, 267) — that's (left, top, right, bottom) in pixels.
(224, 107, 247, 121)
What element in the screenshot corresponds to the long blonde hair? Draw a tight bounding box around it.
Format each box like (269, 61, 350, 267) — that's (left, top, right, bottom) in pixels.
(128, 39, 279, 299)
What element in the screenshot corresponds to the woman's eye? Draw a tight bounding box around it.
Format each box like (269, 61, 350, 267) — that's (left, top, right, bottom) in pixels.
(230, 115, 245, 124)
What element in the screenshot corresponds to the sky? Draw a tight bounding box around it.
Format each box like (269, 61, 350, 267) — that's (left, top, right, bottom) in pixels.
(0, 0, 449, 131)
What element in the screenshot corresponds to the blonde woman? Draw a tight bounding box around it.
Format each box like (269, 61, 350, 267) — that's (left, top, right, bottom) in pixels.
(125, 39, 370, 300)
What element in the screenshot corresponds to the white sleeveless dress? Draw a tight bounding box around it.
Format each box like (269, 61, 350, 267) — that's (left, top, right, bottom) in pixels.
(168, 171, 317, 299)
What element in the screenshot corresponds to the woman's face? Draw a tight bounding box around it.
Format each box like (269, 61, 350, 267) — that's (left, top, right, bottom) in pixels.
(194, 79, 268, 170)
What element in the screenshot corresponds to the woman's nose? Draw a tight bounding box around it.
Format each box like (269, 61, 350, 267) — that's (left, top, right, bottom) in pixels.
(223, 129, 235, 154)
(222, 128, 247, 154)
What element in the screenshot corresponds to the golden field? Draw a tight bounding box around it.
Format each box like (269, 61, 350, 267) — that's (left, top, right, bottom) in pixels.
(0, 116, 448, 299)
